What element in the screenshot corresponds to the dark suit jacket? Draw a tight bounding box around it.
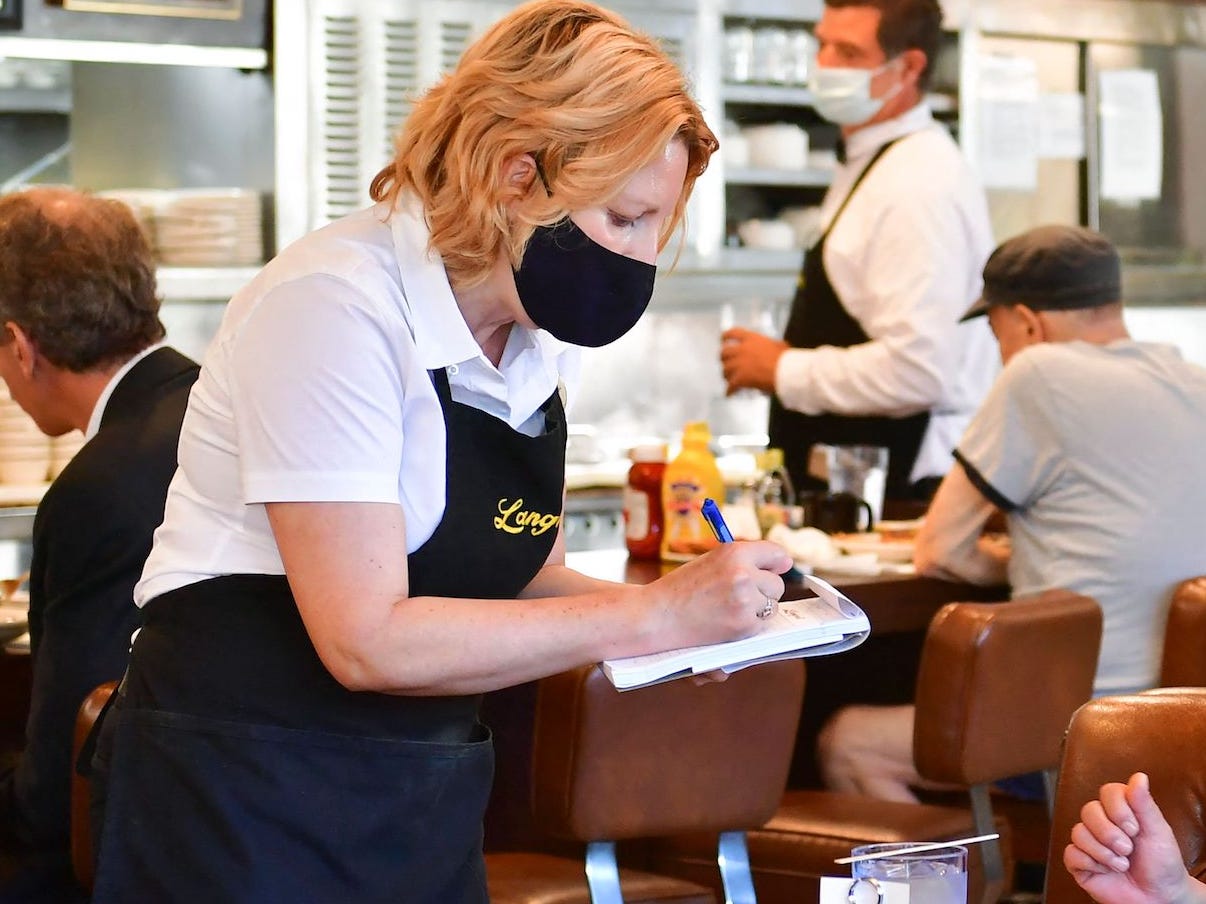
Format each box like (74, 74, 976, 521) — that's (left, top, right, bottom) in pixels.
(1, 347, 199, 855)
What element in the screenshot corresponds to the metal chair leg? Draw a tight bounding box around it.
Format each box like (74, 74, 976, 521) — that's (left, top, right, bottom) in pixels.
(717, 830, 758, 904)
(970, 783, 1005, 904)
(1042, 767, 1058, 820)
(585, 840, 625, 904)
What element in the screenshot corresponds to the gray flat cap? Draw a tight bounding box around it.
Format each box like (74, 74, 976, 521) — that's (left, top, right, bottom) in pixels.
(963, 224, 1121, 319)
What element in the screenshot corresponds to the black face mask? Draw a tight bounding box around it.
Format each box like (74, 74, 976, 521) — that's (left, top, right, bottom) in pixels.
(513, 218, 656, 348)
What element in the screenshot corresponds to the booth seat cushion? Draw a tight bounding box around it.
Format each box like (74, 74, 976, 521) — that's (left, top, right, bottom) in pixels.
(486, 852, 715, 904)
(644, 791, 1013, 904)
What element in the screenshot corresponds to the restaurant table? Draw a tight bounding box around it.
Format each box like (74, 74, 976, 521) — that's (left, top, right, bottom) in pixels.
(482, 549, 1008, 852)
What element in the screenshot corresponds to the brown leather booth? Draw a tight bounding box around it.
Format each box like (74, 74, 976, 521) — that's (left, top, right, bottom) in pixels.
(1043, 688, 1206, 903)
(648, 590, 1102, 904)
(487, 660, 805, 904)
(70, 680, 117, 891)
(1161, 576, 1206, 687)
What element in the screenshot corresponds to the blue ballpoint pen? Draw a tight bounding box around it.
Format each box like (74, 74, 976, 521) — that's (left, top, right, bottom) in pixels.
(701, 498, 734, 543)
(702, 496, 807, 583)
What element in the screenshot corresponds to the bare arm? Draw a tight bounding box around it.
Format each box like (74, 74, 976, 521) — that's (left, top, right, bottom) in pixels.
(267, 501, 792, 697)
(1064, 772, 1206, 904)
(913, 463, 1008, 586)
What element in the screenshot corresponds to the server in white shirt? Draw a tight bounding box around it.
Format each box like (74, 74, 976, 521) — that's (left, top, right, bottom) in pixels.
(721, 0, 996, 501)
(86, 4, 792, 902)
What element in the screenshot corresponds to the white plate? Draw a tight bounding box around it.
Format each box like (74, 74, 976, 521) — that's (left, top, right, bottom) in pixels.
(4, 632, 30, 654)
(809, 553, 882, 577)
(834, 535, 916, 563)
(0, 605, 29, 643)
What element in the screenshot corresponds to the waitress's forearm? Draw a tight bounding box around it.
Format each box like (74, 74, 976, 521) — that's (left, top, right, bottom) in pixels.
(270, 501, 786, 697)
(333, 585, 663, 695)
(519, 562, 635, 598)
(341, 542, 786, 695)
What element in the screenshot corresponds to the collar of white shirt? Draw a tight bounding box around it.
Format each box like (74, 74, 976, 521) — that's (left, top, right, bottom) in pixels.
(84, 341, 166, 440)
(386, 196, 570, 375)
(844, 100, 934, 165)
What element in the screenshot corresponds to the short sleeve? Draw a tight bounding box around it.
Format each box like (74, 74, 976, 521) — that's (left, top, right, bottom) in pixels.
(954, 352, 1062, 512)
(230, 274, 406, 504)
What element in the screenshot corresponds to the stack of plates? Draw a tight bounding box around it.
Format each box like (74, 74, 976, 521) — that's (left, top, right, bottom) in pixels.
(96, 188, 166, 249)
(0, 386, 50, 486)
(49, 430, 86, 479)
(155, 188, 263, 267)
(95, 187, 263, 268)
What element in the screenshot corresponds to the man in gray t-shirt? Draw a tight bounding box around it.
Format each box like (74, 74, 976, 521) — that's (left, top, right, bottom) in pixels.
(817, 224, 1206, 803)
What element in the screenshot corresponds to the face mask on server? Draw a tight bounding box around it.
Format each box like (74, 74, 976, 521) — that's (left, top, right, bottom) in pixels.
(808, 58, 903, 126)
(513, 218, 656, 348)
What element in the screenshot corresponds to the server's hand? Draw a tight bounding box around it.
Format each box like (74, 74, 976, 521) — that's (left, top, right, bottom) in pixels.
(720, 328, 787, 395)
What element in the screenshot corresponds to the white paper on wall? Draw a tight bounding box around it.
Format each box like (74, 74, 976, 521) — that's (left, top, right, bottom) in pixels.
(1038, 92, 1086, 159)
(1099, 69, 1163, 202)
(975, 53, 1040, 191)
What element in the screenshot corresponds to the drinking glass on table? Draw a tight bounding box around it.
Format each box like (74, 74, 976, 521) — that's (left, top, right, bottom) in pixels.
(825, 445, 888, 525)
(850, 843, 967, 904)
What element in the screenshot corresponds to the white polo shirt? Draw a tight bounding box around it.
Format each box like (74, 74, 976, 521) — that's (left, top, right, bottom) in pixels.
(775, 102, 998, 483)
(136, 199, 579, 605)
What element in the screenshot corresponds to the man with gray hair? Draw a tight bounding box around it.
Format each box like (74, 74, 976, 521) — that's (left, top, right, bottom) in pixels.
(818, 224, 1206, 803)
(0, 187, 198, 900)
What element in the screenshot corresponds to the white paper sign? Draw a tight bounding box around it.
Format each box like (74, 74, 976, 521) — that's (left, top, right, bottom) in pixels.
(1038, 92, 1086, 159)
(820, 876, 912, 903)
(1099, 69, 1163, 201)
(976, 53, 1040, 190)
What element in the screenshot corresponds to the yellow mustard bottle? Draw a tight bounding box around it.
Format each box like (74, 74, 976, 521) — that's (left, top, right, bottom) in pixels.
(660, 421, 727, 562)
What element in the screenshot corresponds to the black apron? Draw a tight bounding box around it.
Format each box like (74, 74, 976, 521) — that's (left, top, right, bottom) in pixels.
(89, 366, 567, 904)
(768, 137, 929, 500)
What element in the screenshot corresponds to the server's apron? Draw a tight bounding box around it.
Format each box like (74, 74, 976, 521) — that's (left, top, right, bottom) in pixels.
(768, 138, 929, 500)
(89, 366, 567, 904)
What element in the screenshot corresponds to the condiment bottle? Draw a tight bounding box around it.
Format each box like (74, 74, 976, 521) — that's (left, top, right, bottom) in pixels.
(660, 422, 726, 562)
(623, 444, 667, 561)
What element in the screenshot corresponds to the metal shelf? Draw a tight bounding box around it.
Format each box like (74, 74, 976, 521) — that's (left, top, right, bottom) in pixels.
(0, 87, 71, 114)
(156, 266, 260, 302)
(0, 37, 268, 70)
(0, 507, 38, 543)
(725, 166, 833, 188)
(722, 82, 815, 106)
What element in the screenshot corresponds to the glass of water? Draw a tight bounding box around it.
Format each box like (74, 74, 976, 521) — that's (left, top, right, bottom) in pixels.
(850, 843, 967, 904)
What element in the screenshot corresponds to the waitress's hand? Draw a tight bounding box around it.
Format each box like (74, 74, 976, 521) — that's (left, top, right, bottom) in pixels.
(645, 540, 792, 649)
(721, 328, 788, 395)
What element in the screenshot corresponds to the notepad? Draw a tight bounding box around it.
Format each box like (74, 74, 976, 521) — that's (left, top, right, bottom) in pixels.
(601, 575, 871, 690)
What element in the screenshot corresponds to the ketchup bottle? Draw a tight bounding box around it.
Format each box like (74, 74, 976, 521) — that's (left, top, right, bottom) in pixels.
(623, 444, 667, 560)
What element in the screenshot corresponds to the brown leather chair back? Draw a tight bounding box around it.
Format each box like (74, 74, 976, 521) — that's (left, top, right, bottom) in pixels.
(70, 681, 117, 891)
(913, 589, 1102, 786)
(1043, 688, 1206, 904)
(531, 660, 805, 842)
(1161, 577, 1206, 687)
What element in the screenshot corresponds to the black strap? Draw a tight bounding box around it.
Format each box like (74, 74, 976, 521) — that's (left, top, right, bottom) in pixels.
(818, 136, 904, 245)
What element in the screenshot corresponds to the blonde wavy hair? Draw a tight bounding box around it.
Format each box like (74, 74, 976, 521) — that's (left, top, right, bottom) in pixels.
(369, 0, 718, 289)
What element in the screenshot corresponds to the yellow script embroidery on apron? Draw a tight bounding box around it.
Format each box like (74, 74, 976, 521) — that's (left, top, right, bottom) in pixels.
(494, 498, 561, 536)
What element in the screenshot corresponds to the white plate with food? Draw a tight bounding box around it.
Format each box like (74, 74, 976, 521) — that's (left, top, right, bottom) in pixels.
(832, 533, 916, 563)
